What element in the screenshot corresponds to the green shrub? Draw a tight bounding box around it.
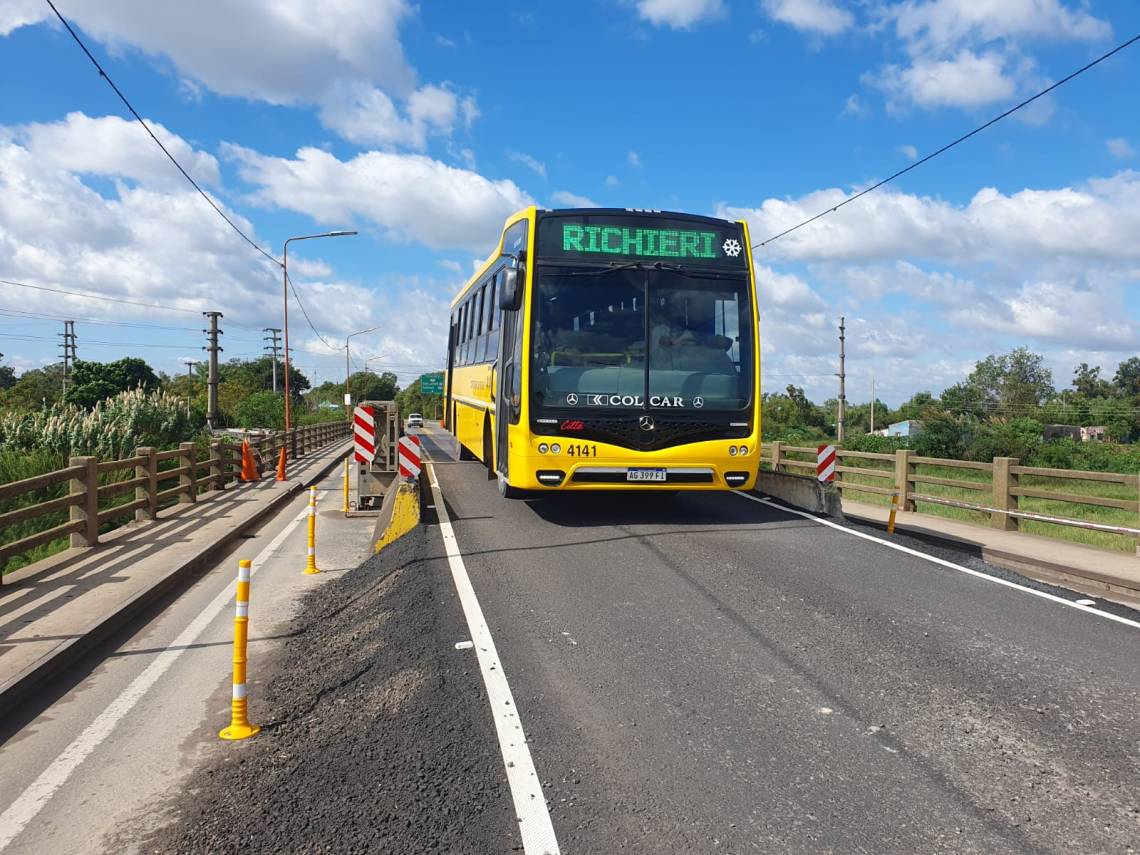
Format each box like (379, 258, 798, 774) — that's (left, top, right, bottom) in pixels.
(234, 391, 285, 430)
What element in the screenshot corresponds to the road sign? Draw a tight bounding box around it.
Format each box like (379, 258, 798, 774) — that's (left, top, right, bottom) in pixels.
(398, 435, 422, 479)
(816, 444, 836, 482)
(353, 405, 376, 464)
(419, 372, 444, 395)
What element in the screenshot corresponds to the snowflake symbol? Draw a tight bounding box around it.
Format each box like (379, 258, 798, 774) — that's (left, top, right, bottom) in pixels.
(722, 239, 742, 257)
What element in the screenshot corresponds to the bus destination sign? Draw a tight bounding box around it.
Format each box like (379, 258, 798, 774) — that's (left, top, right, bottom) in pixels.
(537, 212, 748, 269)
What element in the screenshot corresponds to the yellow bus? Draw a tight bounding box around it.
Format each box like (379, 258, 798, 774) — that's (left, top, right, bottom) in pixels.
(445, 207, 760, 498)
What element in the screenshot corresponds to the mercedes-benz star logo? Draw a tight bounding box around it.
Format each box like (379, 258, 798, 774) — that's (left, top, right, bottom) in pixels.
(693, 397, 704, 408)
(639, 415, 655, 431)
(566, 393, 578, 406)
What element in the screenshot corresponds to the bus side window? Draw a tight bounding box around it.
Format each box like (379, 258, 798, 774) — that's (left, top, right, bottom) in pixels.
(485, 272, 500, 362)
(474, 283, 486, 363)
(460, 302, 470, 365)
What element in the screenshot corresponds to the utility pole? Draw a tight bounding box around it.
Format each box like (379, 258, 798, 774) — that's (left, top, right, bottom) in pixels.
(183, 360, 196, 418)
(870, 373, 876, 434)
(263, 327, 282, 393)
(203, 311, 223, 429)
(837, 316, 846, 443)
(58, 320, 77, 398)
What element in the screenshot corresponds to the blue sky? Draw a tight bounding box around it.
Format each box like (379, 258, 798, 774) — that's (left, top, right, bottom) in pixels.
(1, 0, 1138, 404)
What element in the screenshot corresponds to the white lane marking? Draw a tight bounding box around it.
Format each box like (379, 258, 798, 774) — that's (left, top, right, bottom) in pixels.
(737, 492, 1140, 632)
(0, 493, 323, 852)
(426, 462, 560, 855)
(1075, 599, 1097, 606)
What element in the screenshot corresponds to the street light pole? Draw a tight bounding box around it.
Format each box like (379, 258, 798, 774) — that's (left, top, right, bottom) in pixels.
(281, 230, 358, 434)
(344, 327, 378, 417)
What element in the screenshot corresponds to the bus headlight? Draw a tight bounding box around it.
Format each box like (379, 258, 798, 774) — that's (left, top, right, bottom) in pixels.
(538, 443, 549, 454)
(728, 446, 738, 456)
(739, 446, 748, 456)
(551, 443, 562, 454)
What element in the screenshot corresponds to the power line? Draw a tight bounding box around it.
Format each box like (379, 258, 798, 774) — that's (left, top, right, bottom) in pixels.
(0, 305, 200, 332)
(44, 0, 281, 268)
(754, 32, 1140, 249)
(285, 271, 341, 352)
(1, 278, 203, 314)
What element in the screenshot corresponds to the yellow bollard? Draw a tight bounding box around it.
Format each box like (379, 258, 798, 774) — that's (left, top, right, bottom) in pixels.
(887, 489, 899, 535)
(303, 485, 320, 574)
(219, 559, 260, 740)
(342, 455, 351, 515)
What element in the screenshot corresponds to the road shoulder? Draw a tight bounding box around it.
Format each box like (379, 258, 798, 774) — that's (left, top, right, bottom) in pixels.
(141, 518, 519, 853)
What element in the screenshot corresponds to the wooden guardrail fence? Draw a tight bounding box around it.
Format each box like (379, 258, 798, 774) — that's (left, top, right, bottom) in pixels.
(0, 421, 351, 577)
(767, 441, 1140, 548)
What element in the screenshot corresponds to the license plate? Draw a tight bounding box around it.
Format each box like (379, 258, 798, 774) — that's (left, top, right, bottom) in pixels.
(627, 468, 667, 482)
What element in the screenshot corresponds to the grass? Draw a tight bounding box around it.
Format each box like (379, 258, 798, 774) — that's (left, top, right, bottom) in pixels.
(766, 446, 1140, 554)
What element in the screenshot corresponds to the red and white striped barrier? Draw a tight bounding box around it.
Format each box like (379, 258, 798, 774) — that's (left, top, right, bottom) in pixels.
(353, 405, 375, 464)
(398, 435, 422, 479)
(817, 444, 836, 482)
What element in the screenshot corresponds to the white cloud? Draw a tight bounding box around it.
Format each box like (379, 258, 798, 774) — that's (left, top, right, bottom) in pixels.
(884, 0, 1112, 56)
(719, 171, 1140, 265)
(632, 0, 725, 29)
(604, 175, 620, 188)
(897, 143, 918, 160)
(862, 0, 1111, 115)
(226, 144, 532, 251)
(551, 191, 601, 208)
(761, 0, 853, 36)
(1107, 138, 1136, 160)
(437, 259, 462, 273)
(840, 94, 870, 118)
(507, 150, 547, 179)
(627, 150, 643, 168)
(11, 112, 220, 191)
(435, 34, 456, 48)
(868, 49, 1016, 111)
(318, 82, 472, 150)
(3, 2, 482, 150)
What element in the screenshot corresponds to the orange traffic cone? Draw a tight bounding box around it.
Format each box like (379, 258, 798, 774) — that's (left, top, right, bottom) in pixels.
(276, 445, 287, 481)
(240, 439, 260, 482)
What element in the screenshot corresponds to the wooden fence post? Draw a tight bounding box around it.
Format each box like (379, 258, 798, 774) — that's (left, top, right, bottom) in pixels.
(770, 440, 782, 473)
(895, 449, 915, 512)
(69, 456, 99, 548)
(135, 447, 158, 521)
(991, 457, 1019, 531)
(179, 442, 197, 504)
(210, 440, 225, 492)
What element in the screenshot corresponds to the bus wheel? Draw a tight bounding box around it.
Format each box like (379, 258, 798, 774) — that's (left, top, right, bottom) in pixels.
(497, 475, 526, 499)
(483, 420, 495, 480)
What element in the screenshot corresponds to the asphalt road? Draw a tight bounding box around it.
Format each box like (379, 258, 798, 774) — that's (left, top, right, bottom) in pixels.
(418, 425, 1140, 854)
(0, 470, 377, 855)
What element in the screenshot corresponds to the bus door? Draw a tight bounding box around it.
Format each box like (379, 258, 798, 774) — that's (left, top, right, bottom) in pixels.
(494, 274, 515, 482)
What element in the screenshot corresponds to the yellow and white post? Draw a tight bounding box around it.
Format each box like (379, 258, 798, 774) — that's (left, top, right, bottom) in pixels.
(219, 558, 260, 740)
(303, 485, 320, 574)
(888, 489, 900, 535)
(342, 455, 351, 515)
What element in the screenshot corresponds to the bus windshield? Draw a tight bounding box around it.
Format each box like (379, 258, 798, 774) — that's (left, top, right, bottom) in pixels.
(531, 266, 753, 413)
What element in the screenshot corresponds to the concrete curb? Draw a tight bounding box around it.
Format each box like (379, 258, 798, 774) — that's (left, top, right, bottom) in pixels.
(0, 444, 351, 725)
(372, 478, 422, 553)
(842, 508, 1140, 610)
(755, 470, 843, 519)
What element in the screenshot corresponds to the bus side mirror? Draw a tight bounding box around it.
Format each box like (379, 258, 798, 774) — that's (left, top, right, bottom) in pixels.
(499, 267, 523, 310)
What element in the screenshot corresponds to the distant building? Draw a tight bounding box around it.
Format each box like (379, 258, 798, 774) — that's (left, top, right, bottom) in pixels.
(1081, 425, 1107, 443)
(1043, 424, 1082, 441)
(317, 400, 341, 411)
(886, 420, 923, 438)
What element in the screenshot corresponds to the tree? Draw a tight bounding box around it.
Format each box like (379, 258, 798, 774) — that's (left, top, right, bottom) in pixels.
(1113, 357, 1140, 398)
(963, 348, 1054, 414)
(1072, 363, 1112, 398)
(347, 370, 398, 403)
(64, 358, 159, 408)
(234, 390, 285, 430)
(894, 391, 938, 422)
(0, 362, 15, 391)
(0, 363, 65, 411)
(218, 357, 308, 399)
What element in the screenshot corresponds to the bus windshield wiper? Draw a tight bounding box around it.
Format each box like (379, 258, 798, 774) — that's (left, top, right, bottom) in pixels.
(651, 261, 744, 280)
(548, 261, 646, 278)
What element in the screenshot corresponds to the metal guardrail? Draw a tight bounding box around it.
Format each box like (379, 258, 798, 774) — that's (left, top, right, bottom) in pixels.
(0, 421, 351, 577)
(766, 441, 1140, 544)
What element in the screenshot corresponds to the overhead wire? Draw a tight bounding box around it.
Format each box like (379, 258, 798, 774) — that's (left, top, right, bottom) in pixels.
(43, 0, 281, 268)
(753, 32, 1140, 249)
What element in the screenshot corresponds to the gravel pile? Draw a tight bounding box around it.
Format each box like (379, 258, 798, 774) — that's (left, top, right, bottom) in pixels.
(146, 525, 517, 854)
